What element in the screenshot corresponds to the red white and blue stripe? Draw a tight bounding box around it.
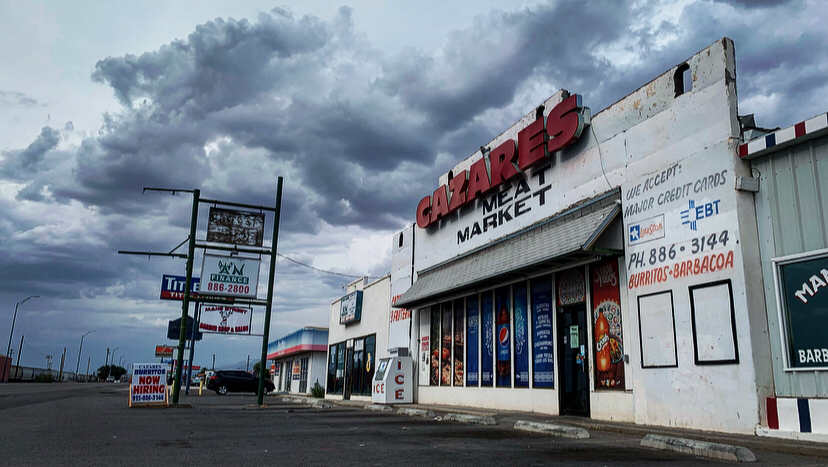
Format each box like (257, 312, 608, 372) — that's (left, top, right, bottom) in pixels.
(739, 113, 828, 160)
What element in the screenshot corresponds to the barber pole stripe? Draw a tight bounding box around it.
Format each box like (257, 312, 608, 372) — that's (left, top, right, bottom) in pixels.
(766, 397, 828, 434)
(739, 113, 828, 160)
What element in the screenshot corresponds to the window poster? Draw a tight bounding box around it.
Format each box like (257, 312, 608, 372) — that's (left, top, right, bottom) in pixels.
(453, 299, 464, 386)
(592, 259, 626, 389)
(430, 307, 440, 386)
(495, 287, 511, 387)
(531, 277, 554, 388)
(466, 296, 479, 386)
(481, 292, 494, 386)
(514, 283, 529, 387)
(441, 303, 452, 386)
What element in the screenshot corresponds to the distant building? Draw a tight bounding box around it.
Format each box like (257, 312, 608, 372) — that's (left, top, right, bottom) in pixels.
(267, 327, 328, 394)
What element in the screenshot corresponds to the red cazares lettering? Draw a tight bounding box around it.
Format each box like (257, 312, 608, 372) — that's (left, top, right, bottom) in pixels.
(415, 94, 588, 229)
(546, 94, 588, 154)
(448, 170, 469, 212)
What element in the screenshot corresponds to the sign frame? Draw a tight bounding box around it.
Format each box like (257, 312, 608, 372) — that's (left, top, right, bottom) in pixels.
(772, 249, 828, 371)
(340, 290, 364, 325)
(200, 254, 261, 299)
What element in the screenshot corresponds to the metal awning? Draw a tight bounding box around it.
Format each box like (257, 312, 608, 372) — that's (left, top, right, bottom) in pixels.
(395, 191, 622, 309)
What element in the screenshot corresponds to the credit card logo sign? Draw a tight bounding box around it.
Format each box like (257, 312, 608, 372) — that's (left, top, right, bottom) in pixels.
(627, 214, 665, 246)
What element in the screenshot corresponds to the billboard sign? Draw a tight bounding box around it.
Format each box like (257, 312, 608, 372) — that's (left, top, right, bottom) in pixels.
(160, 275, 200, 300)
(200, 254, 260, 298)
(130, 363, 168, 407)
(155, 345, 175, 358)
(198, 305, 253, 334)
(340, 290, 363, 325)
(167, 316, 203, 341)
(206, 207, 265, 247)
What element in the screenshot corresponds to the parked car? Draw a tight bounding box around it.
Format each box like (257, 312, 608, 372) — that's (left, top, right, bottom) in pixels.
(206, 370, 274, 395)
(105, 376, 115, 383)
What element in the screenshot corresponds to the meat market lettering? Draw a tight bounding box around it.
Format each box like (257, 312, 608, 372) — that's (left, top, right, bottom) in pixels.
(456, 171, 553, 244)
(417, 95, 590, 229)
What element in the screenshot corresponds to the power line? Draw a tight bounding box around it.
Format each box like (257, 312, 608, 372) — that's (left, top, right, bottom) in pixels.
(24, 342, 47, 356)
(276, 253, 381, 280)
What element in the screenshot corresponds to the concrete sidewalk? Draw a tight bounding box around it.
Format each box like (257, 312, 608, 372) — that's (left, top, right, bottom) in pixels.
(281, 395, 828, 460)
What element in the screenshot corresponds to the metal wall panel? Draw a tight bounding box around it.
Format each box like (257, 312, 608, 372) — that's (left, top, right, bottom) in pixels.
(753, 134, 828, 397)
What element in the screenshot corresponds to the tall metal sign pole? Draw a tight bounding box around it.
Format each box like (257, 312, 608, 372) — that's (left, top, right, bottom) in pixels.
(257, 177, 283, 405)
(173, 189, 199, 404)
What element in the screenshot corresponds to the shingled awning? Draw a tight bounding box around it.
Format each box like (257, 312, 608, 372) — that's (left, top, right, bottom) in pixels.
(395, 191, 622, 309)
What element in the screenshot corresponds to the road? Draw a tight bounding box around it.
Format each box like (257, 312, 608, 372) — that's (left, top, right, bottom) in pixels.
(0, 383, 824, 466)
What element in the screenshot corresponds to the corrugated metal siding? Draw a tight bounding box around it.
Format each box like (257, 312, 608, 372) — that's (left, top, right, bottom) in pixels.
(753, 134, 828, 397)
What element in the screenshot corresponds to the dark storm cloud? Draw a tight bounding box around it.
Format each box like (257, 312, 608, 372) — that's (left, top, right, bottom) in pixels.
(1, 126, 60, 178)
(712, 0, 794, 7)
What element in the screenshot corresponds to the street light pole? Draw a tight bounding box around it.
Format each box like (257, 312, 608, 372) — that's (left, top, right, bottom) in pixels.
(75, 330, 94, 382)
(110, 347, 120, 378)
(3, 295, 38, 383)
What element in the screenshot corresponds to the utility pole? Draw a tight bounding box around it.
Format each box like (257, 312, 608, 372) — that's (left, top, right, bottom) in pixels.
(212, 354, 215, 370)
(14, 335, 23, 381)
(58, 348, 66, 382)
(76, 330, 94, 382)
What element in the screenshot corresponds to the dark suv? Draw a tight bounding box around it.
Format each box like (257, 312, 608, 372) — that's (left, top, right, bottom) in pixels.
(206, 370, 275, 395)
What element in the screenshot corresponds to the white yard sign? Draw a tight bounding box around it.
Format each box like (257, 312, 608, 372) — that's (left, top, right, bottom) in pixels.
(130, 363, 168, 407)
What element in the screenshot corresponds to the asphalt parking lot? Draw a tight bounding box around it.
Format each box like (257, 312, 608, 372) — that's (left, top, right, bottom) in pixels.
(0, 383, 826, 466)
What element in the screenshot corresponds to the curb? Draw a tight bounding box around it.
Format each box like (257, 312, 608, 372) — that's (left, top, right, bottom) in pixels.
(443, 413, 496, 425)
(514, 420, 589, 439)
(312, 400, 332, 409)
(641, 434, 756, 463)
(398, 408, 435, 418)
(364, 404, 393, 412)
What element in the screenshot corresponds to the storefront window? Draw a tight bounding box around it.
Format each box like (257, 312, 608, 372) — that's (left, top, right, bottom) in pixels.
(430, 307, 440, 386)
(514, 283, 529, 387)
(776, 254, 828, 369)
(591, 259, 626, 389)
(335, 344, 346, 393)
(364, 335, 375, 391)
(299, 357, 309, 393)
(466, 296, 479, 386)
(531, 277, 554, 388)
(495, 286, 511, 387)
(441, 303, 453, 386)
(453, 299, 464, 386)
(481, 291, 494, 386)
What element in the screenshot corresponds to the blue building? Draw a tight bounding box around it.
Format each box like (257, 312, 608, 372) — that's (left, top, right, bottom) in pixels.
(267, 327, 329, 394)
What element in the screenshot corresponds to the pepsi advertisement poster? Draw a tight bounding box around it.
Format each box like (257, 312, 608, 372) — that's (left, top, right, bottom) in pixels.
(514, 284, 529, 387)
(495, 287, 511, 387)
(481, 292, 493, 386)
(532, 278, 554, 388)
(466, 297, 479, 385)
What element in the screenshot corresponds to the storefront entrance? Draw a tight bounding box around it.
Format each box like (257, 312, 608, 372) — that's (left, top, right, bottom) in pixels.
(558, 305, 590, 417)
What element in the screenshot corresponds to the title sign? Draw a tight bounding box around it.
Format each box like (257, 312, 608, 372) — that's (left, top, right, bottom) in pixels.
(416, 94, 589, 229)
(206, 207, 265, 247)
(130, 363, 168, 408)
(199, 305, 253, 334)
(340, 290, 363, 325)
(200, 254, 260, 298)
(160, 275, 200, 300)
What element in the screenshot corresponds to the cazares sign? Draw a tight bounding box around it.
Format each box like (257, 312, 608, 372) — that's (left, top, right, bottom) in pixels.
(416, 94, 590, 229)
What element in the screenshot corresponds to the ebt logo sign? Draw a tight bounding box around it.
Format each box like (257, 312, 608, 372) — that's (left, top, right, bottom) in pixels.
(681, 199, 721, 231)
(628, 214, 665, 246)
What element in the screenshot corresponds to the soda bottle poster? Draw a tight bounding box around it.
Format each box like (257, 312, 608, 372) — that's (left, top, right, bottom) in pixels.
(591, 259, 626, 389)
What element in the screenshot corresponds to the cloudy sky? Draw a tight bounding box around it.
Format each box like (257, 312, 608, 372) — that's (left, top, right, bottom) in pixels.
(1, 0, 825, 375)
